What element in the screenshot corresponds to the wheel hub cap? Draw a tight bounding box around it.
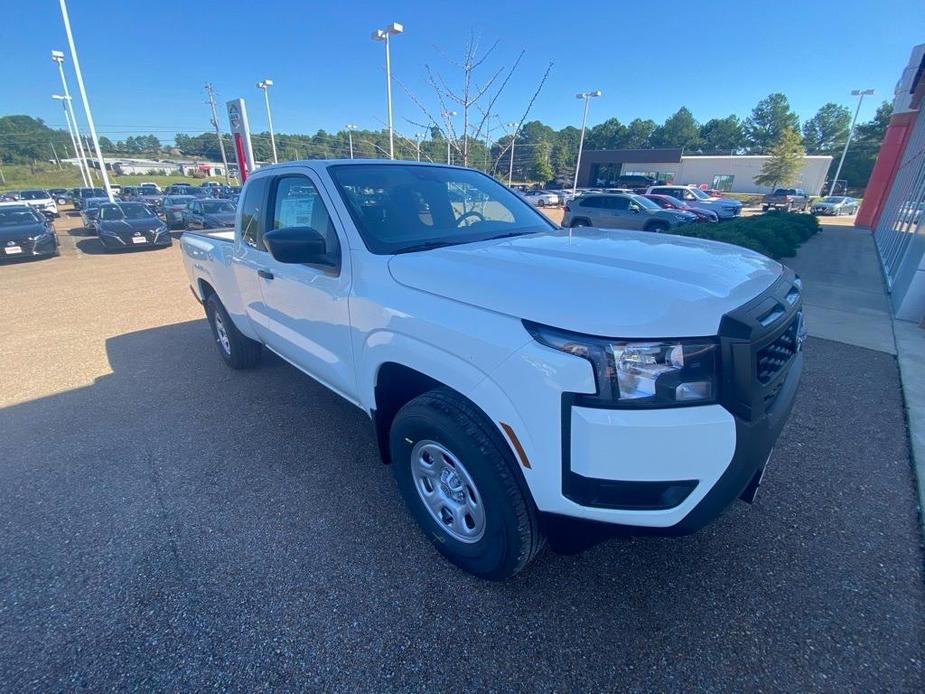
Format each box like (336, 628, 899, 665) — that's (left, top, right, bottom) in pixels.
(410, 440, 486, 543)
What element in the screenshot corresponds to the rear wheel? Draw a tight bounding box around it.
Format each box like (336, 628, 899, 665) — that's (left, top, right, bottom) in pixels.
(537, 199, 546, 207)
(569, 218, 591, 227)
(205, 294, 262, 369)
(390, 388, 543, 580)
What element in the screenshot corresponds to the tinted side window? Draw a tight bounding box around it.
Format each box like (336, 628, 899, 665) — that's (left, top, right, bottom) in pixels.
(240, 177, 270, 250)
(270, 175, 341, 269)
(580, 196, 602, 208)
(609, 196, 630, 211)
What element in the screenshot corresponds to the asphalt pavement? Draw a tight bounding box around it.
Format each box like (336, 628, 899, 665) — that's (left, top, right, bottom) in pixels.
(0, 212, 923, 691)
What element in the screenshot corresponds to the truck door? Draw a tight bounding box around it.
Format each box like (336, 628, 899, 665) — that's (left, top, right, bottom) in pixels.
(231, 176, 271, 333)
(255, 172, 356, 402)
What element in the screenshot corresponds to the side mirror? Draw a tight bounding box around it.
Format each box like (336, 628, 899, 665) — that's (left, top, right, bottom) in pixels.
(264, 226, 328, 265)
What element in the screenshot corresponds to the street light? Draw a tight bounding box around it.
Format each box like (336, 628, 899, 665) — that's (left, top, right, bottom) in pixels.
(56, 1, 115, 202)
(51, 49, 92, 187)
(828, 88, 875, 196)
(371, 22, 403, 159)
(52, 94, 88, 187)
(414, 132, 423, 161)
(256, 79, 278, 164)
(345, 124, 358, 159)
(573, 90, 602, 194)
(506, 122, 518, 185)
(442, 110, 457, 164)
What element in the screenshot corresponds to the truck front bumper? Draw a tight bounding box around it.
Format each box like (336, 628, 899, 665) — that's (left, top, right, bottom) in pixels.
(502, 270, 805, 534)
(559, 348, 801, 534)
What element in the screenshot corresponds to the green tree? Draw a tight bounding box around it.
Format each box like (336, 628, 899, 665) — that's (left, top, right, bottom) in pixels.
(650, 107, 700, 150)
(699, 115, 744, 153)
(754, 128, 805, 190)
(530, 141, 553, 182)
(586, 117, 626, 150)
(802, 103, 851, 153)
(744, 93, 800, 153)
(623, 118, 656, 148)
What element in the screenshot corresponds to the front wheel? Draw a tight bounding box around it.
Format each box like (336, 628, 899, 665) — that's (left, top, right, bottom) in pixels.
(390, 388, 543, 580)
(205, 294, 262, 369)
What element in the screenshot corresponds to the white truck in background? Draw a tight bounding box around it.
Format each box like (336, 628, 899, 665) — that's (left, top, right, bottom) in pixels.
(180, 160, 804, 579)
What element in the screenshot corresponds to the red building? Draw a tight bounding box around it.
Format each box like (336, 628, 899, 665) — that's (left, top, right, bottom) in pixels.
(861, 44, 925, 323)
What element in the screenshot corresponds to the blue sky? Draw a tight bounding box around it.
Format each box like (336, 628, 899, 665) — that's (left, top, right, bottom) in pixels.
(3, 0, 921, 145)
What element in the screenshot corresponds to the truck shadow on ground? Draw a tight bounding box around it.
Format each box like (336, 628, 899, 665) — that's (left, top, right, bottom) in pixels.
(1, 321, 921, 690)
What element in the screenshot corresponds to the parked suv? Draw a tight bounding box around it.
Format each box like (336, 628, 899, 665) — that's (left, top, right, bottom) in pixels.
(762, 188, 810, 212)
(563, 193, 695, 232)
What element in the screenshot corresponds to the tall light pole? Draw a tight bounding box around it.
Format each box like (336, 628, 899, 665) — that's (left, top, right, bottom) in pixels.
(414, 132, 423, 161)
(256, 79, 278, 164)
(51, 50, 92, 187)
(828, 88, 874, 196)
(506, 122, 518, 184)
(52, 94, 88, 186)
(346, 124, 358, 159)
(442, 110, 457, 164)
(371, 22, 403, 159)
(57, 1, 114, 201)
(572, 90, 602, 195)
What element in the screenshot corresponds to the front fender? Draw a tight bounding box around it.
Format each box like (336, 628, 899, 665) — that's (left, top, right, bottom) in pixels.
(359, 330, 537, 472)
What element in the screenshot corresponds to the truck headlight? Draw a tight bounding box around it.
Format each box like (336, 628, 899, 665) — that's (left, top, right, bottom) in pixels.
(525, 321, 719, 406)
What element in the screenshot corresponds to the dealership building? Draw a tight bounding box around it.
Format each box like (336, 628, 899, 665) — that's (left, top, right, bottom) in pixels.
(575, 148, 833, 194)
(857, 43, 925, 323)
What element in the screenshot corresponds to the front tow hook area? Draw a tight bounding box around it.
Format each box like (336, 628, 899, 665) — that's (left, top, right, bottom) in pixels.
(739, 449, 774, 504)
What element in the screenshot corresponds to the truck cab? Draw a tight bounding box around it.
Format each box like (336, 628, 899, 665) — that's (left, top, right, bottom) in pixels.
(181, 160, 803, 579)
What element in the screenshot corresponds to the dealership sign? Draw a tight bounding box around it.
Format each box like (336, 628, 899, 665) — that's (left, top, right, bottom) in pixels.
(226, 98, 256, 182)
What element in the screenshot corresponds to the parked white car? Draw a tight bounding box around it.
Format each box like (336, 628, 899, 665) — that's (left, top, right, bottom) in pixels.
(519, 189, 560, 207)
(181, 160, 804, 579)
(17, 189, 59, 218)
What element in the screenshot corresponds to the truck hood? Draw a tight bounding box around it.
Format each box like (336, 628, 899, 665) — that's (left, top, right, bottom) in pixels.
(387, 228, 782, 337)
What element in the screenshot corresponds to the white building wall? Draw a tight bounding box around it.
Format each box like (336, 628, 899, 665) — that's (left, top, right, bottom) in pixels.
(621, 155, 833, 194)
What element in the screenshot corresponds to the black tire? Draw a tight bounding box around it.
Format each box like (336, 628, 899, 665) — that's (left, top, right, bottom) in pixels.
(390, 388, 543, 580)
(569, 218, 591, 227)
(205, 294, 262, 369)
(537, 199, 546, 207)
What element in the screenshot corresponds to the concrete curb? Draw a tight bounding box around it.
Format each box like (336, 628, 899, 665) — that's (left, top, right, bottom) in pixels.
(892, 319, 925, 540)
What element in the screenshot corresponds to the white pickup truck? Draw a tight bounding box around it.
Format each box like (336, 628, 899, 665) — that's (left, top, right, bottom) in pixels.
(181, 160, 804, 579)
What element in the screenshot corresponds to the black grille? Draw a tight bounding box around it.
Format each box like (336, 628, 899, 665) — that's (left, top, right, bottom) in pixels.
(756, 316, 799, 384)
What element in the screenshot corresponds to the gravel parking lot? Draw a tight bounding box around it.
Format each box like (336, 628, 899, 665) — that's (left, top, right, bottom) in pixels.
(1, 211, 923, 691)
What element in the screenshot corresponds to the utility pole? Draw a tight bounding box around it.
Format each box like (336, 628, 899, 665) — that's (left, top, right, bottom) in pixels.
(346, 124, 357, 159)
(53, 94, 89, 186)
(506, 122, 518, 185)
(58, 0, 114, 200)
(573, 90, 602, 195)
(51, 50, 92, 187)
(829, 88, 874, 196)
(50, 142, 62, 169)
(205, 82, 231, 183)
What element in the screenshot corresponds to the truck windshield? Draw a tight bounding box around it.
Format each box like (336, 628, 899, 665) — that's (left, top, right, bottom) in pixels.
(328, 164, 555, 254)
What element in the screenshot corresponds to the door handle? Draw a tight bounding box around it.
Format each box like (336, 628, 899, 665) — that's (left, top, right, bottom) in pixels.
(257, 268, 274, 280)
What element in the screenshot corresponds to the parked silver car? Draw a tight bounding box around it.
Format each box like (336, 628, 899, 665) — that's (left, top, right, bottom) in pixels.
(562, 193, 697, 232)
(811, 196, 860, 216)
(519, 189, 560, 207)
(646, 185, 742, 220)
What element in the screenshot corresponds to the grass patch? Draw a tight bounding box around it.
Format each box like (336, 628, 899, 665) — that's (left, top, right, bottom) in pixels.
(673, 211, 820, 259)
(0, 163, 226, 192)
